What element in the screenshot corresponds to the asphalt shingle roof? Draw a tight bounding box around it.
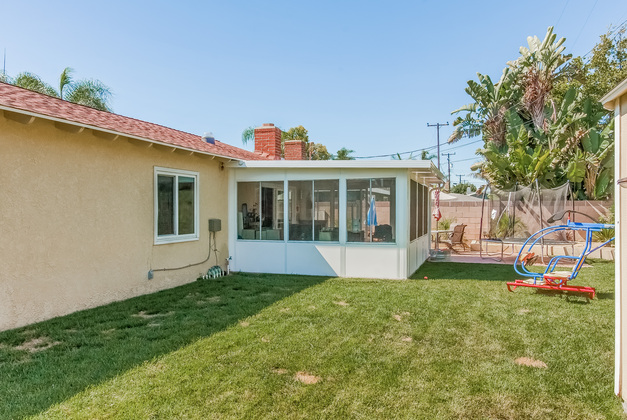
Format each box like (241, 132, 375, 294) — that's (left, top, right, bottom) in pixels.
(0, 82, 266, 161)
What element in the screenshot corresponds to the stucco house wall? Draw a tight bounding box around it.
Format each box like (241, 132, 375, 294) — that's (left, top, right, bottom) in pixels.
(0, 83, 441, 332)
(0, 113, 229, 331)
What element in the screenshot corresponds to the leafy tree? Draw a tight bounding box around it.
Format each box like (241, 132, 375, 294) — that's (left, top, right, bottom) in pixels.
(11, 67, 112, 111)
(241, 124, 332, 160)
(554, 27, 627, 114)
(334, 147, 355, 160)
(420, 150, 436, 160)
(450, 182, 477, 194)
(309, 143, 332, 160)
(450, 27, 615, 199)
(281, 125, 309, 142)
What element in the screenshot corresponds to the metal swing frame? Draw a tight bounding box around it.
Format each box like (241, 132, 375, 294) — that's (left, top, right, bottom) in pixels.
(506, 216, 614, 299)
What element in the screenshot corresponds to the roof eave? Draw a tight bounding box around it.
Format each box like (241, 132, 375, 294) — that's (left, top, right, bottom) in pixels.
(601, 77, 627, 110)
(0, 104, 245, 162)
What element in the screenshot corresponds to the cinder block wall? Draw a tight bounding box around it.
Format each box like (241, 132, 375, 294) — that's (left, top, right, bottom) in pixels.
(432, 199, 613, 241)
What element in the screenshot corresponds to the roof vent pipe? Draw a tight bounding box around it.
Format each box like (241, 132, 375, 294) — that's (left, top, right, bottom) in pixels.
(203, 132, 215, 144)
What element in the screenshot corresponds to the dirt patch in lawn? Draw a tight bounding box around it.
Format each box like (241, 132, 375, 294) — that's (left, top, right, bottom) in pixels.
(279, 308, 291, 313)
(517, 308, 532, 315)
(393, 312, 410, 321)
(272, 368, 288, 375)
(239, 321, 250, 327)
(132, 311, 174, 319)
(334, 301, 349, 307)
(14, 337, 61, 353)
(515, 357, 547, 368)
(401, 336, 413, 342)
(295, 371, 321, 384)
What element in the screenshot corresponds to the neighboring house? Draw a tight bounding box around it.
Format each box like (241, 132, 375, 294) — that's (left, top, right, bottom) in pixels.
(0, 83, 441, 331)
(602, 78, 627, 406)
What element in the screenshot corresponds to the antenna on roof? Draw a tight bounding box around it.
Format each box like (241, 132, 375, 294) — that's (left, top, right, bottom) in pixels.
(2, 49, 6, 81)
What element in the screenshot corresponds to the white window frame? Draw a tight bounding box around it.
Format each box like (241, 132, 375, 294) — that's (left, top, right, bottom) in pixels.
(154, 167, 200, 245)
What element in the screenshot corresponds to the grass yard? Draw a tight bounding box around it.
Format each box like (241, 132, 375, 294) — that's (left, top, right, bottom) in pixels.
(1, 262, 624, 419)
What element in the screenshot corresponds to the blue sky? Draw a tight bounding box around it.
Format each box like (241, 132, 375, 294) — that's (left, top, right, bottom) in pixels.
(1, 0, 626, 185)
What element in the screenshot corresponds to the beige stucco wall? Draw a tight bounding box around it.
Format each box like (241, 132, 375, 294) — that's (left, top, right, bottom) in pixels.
(0, 112, 229, 331)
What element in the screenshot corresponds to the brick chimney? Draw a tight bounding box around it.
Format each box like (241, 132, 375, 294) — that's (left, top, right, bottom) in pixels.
(254, 123, 282, 160)
(284, 140, 307, 160)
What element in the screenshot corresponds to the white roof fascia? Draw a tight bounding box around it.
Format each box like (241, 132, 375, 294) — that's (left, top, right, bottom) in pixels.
(601, 77, 627, 110)
(232, 159, 433, 170)
(0, 104, 244, 162)
(230, 159, 444, 184)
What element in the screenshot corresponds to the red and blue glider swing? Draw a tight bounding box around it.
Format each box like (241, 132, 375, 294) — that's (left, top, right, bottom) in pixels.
(506, 210, 614, 299)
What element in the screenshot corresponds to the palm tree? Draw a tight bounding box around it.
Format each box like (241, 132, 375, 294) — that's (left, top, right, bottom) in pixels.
(241, 126, 255, 145)
(11, 67, 112, 112)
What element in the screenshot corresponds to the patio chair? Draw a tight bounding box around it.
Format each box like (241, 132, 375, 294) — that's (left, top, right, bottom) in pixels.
(373, 224, 393, 242)
(441, 224, 468, 252)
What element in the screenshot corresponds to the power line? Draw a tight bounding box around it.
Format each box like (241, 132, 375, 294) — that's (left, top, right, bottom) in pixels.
(555, 0, 570, 28)
(440, 139, 482, 153)
(353, 144, 438, 160)
(580, 18, 627, 60)
(352, 138, 483, 161)
(452, 156, 481, 163)
(571, 0, 599, 50)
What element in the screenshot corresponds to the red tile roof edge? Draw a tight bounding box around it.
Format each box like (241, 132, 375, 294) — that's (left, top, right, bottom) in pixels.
(0, 82, 268, 161)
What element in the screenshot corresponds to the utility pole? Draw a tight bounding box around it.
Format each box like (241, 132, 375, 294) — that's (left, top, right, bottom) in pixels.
(457, 174, 463, 185)
(442, 152, 455, 191)
(427, 122, 449, 171)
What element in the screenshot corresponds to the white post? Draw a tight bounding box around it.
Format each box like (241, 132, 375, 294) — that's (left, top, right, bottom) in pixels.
(615, 99, 623, 397)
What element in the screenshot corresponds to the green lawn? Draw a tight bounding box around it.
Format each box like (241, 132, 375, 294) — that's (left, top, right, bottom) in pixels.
(1, 262, 624, 419)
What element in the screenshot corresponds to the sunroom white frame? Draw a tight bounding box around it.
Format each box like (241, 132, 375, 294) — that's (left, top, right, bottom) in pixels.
(228, 160, 442, 279)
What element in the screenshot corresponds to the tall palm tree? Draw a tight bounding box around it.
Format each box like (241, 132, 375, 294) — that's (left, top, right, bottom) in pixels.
(11, 67, 112, 112)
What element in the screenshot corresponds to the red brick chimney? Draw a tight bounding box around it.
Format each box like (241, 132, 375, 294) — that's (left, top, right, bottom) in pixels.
(284, 140, 307, 160)
(254, 123, 282, 160)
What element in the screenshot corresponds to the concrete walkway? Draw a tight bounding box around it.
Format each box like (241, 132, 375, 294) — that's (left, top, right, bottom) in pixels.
(429, 249, 592, 268)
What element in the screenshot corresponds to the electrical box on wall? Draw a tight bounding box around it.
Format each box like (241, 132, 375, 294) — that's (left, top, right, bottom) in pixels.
(209, 219, 221, 232)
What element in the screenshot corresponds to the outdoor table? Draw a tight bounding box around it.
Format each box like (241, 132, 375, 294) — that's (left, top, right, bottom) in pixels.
(431, 230, 452, 251)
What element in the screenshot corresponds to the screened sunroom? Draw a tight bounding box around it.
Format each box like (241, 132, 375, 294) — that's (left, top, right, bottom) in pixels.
(227, 160, 442, 279)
